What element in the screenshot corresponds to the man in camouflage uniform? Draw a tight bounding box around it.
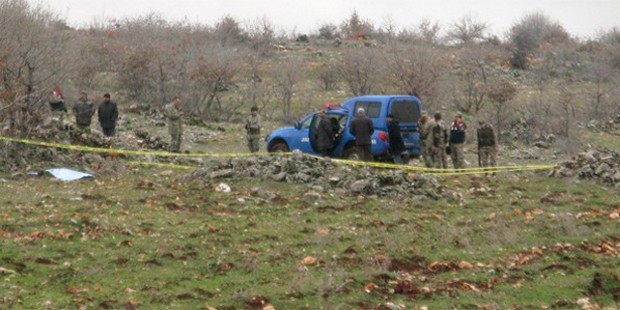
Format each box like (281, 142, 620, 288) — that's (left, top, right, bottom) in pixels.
(477, 120, 498, 172)
(245, 106, 262, 153)
(426, 112, 448, 169)
(418, 111, 432, 168)
(165, 97, 183, 153)
(72, 92, 95, 132)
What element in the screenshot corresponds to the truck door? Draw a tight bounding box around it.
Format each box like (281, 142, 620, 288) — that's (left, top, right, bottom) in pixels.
(308, 112, 346, 155)
(308, 114, 321, 153)
(388, 98, 423, 156)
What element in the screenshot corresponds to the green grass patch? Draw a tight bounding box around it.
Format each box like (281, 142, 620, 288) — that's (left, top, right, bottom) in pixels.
(1, 165, 619, 309)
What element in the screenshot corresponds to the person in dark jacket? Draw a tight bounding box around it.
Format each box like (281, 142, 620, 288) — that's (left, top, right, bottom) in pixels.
(72, 91, 95, 131)
(316, 110, 337, 157)
(449, 113, 467, 169)
(386, 114, 406, 164)
(97, 93, 119, 137)
(349, 108, 374, 161)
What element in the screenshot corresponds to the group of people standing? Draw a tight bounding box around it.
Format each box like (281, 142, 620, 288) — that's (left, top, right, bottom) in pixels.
(418, 111, 498, 170)
(49, 89, 119, 137)
(164, 100, 264, 154)
(48, 89, 496, 169)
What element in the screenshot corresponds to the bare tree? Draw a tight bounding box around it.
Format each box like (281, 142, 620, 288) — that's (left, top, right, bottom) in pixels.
(449, 44, 506, 114)
(396, 19, 441, 44)
(0, 0, 71, 94)
(584, 44, 618, 119)
(272, 56, 301, 122)
(447, 14, 488, 45)
(0, 0, 71, 136)
(385, 43, 447, 107)
(554, 82, 577, 138)
(486, 78, 517, 141)
(188, 47, 240, 120)
(245, 17, 276, 57)
(336, 47, 382, 96)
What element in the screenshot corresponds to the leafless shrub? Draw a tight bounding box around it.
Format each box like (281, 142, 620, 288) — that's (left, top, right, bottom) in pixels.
(384, 43, 447, 109)
(509, 13, 571, 69)
(336, 47, 382, 96)
(397, 19, 441, 44)
(316, 22, 339, 40)
(446, 14, 488, 45)
(272, 56, 302, 122)
(548, 212, 589, 236)
(213, 15, 246, 47)
(187, 47, 241, 120)
(317, 61, 340, 91)
(436, 223, 472, 249)
(245, 17, 276, 57)
(487, 78, 518, 141)
(485, 214, 520, 246)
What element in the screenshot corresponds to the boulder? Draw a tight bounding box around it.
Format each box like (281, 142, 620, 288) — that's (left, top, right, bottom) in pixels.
(303, 191, 322, 204)
(209, 169, 234, 179)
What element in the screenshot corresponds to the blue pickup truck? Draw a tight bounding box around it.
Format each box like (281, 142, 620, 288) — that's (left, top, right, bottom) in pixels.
(265, 95, 423, 161)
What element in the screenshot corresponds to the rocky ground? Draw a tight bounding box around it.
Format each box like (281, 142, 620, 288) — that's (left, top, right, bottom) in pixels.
(551, 147, 620, 188)
(2, 110, 620, 196)
(182, 151, 453, 201)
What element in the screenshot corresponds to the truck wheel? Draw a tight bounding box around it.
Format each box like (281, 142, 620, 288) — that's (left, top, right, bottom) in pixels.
(268, 141, 289, 153)
(343, 146, 362, 160)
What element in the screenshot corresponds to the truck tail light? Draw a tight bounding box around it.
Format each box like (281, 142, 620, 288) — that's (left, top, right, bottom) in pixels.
(378, 132, 388, 142)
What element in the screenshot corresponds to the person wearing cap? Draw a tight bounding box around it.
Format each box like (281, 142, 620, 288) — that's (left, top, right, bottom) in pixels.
(418, 111, 432, 167)
(245, 106, 262, 153)
(449, 113, 467, 169)
(386, 114, 406, 164)
(349, 107, 374, 161)
(72, 91, 95, 132)
(97, 93, 119, 137)
(477, 120, 498, 173)
(428, 112, 448, 169)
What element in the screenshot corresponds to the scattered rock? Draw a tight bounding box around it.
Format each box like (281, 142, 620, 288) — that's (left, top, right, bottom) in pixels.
(303, 191, 322, 204)
(215, 183, 231, 193)
(550, 147, 620, 187)
(181, 153, 448, 199)
(209, 169, 234, 179)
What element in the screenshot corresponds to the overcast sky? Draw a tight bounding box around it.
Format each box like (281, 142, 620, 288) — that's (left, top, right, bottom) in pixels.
(31, 0, 620, 38)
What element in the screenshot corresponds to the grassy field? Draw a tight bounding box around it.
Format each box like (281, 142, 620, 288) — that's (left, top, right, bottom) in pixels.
(1, 159, 619, 309)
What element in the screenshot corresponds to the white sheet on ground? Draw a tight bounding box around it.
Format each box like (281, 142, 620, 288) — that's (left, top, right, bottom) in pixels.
(45, 168, 94, 181)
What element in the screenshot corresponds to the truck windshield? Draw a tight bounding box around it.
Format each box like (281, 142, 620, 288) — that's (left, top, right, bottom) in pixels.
(391, 100, 421, 123)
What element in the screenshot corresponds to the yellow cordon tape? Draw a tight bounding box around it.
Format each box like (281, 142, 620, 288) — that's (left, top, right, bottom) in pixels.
(315, 155, 556, 176)
(128, 161, 195, 170)
(1, 135, 556, 176)
(0, 135, 281, 158)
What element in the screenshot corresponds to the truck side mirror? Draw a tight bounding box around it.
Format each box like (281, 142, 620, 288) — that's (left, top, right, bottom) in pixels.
(294, 121, 301, 129)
